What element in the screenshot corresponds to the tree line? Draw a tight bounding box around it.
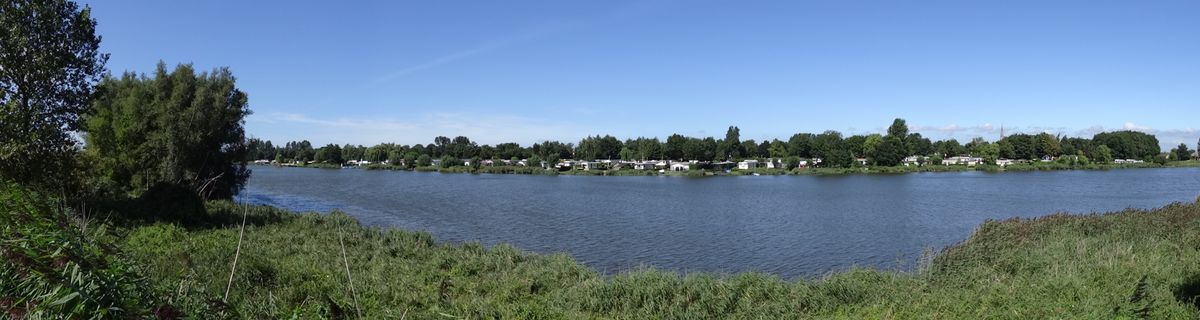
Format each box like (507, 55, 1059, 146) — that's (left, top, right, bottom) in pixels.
(250, 118, 1179, 169)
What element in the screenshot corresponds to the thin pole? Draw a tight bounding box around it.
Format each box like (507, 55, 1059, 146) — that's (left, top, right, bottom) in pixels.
(224, 205, 248, 302)
(339, 221, 362, 318)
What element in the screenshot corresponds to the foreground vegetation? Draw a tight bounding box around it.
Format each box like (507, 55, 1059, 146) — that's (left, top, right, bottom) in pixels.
(7, 181, 1200, 318)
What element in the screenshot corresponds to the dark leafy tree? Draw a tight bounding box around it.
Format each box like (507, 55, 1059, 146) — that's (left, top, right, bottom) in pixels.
(1092, 131, 1160, 160)
(768, 139, 788, 158)
(85, 63, 250, 200)
(887, 118, 909, 138)
(907, 133, 933, 156)
(721, 126, 742, 160)
(812, 131, 850, 167)
(755, 140, 770, 158)
(885, 118, 911, 156)
(844, 135, 867, 158)
(740, 139, 758, 159)
(665, 134, 687, 160)
(1034, 133, 1061, 158)
(1095, 145, 1114, 164)
(872, 136, 905, 166)
(787, 133, 814, 158)
(935, 139, 967, 157)
(0, 0, 108, 189)
(1172, 143, 1192, 161)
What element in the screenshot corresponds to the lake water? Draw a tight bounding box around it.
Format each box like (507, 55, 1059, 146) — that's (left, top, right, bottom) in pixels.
(237, 166, 1200, 278)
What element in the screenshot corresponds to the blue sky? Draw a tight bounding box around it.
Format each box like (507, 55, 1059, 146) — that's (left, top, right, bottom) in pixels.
(82, 0, 1199, 149)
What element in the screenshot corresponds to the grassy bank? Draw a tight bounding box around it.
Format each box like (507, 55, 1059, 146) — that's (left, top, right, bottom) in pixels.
(123, 200, 1200, 318)
(7, 183, 1200, 318)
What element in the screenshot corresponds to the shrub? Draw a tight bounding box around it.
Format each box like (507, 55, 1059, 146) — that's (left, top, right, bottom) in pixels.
(0, 182, 163, 318)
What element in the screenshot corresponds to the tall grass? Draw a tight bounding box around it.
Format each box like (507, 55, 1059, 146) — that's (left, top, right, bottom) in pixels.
(105, 199, 1200, 318)
(7, 179, 1200, 318)
(0, 183, 162, 318)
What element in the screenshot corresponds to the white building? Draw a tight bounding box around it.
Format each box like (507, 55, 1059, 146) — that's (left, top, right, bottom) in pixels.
(942, 156, 983, 166)
(902, 156, 921, 166)
(670, 162, 691, 171)
(995, 159, 1015, 167)
(765, 158, 784, 169)
(634, 161, 658, 170)
(579, 161, 605, 171)
(737, 159, 759, 170)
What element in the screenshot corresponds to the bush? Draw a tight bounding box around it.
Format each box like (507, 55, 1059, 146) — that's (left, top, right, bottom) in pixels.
(0, 182, 163, 318)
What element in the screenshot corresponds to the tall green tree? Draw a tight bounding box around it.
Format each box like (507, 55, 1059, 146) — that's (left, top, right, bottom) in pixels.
(884, 118, 911, 157)
(665, 134, 687, 160)
(721, 126, 742, 160)
(907, 133, 933, 156)
(813, 131, 851, 167)
(314, 144, 343, 165)
(872, 136, 906, 166)
(976, 142, 1000, 164)
(787, 133, 814, 158)
(887, 118, 909, 138)
(1035, 133, 1061, 159)
(1092, 131, 1160, 160)
(862, 134, 883, 160)
(85, 63, 250, 200)
(768, 139, 788, 158)
(844, 135, 867, 158)
(0, 0, 107, 189)
(1094, 145, 1114, 164)
(1172, 143, 1192, 161)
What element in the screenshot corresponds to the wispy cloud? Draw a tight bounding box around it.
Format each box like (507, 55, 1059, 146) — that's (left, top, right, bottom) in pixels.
(367, 0, 677, 86)
(368, 27, 560, 85)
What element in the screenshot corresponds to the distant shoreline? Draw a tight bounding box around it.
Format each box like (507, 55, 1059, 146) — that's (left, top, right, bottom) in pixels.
(250, 159, 1200, 177)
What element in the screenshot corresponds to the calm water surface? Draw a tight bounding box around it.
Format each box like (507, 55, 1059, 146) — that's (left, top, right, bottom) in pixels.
(237, 166, 1200, 278)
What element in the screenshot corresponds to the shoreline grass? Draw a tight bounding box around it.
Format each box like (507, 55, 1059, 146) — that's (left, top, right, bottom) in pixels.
(7, 182, 1200, 318)
(120, 202, 1200, 318)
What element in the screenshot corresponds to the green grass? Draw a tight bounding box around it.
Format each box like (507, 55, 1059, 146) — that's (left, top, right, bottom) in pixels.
(0, 183, 162, 318)
(10, 180, 1200, 318)
(108, 200, 1200, 318)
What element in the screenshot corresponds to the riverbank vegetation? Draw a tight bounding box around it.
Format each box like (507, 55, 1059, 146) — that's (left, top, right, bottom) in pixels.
(7, 181, 1200, 318)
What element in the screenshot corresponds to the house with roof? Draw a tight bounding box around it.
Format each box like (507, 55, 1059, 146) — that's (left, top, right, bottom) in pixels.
(764, 158, 785, 169)
(737, 159, 759, 170)
(633, 161, 657, 170)
(579, 161, 606, 171)
(942, 156, 983, 166)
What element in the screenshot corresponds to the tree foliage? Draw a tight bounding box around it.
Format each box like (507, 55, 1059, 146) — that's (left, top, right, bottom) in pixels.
(85, 63, 250, 200)
(1172, 143, 1192, 161)
(1092, 131, 1160, 160)
(0, 0, 107, 189)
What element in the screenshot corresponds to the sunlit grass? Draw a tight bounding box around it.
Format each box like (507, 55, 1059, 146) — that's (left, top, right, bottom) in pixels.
(112, 200, 1200, 318)
(7, 180, 1200, 318)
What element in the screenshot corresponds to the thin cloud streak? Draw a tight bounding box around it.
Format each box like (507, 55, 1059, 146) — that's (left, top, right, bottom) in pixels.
(367, 0, 677, 86)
